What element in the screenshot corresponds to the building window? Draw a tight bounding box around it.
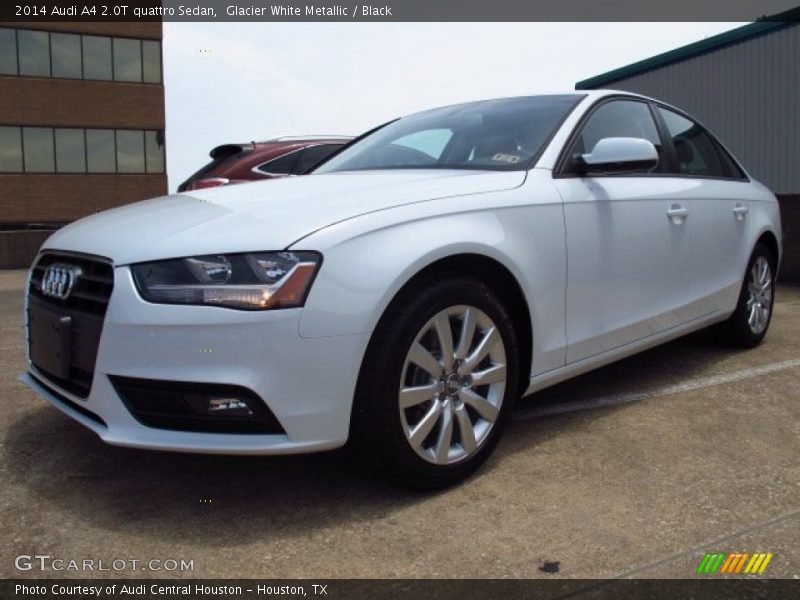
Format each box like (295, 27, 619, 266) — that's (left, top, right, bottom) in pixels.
(0, 28, 161, 83)
(0, 126, 164, 174)
(113, 37, 142, 83)
(0, 28, 17, 75)
(83, 35, 112, 80)
(142, 40, 162, 84)
(18, 30, 50, 77)
(0, 126, 23, 171)
(116, 130, 145, 172)
(23, 127, 55, 172)
(55, 128, 86, 173)
(86, 129, 116, 173)
(145, 130, 165, 173)
(51, 32, 82, 79)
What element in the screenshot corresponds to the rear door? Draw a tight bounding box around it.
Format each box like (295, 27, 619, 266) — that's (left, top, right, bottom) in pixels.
(555, 98, 693, 363)
(655, 106, 752, 318)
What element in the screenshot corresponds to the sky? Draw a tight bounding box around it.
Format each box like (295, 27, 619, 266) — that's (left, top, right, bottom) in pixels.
(163, 22, 746, 191)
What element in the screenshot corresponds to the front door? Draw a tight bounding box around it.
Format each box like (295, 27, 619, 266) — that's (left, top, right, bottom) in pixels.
(555, 98, 692, 364)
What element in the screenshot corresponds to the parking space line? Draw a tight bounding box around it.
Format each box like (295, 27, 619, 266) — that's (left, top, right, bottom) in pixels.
(514, 359, 800, 420)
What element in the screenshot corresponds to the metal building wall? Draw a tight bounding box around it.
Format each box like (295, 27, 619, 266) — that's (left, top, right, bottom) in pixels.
(587, 24, 799, 195)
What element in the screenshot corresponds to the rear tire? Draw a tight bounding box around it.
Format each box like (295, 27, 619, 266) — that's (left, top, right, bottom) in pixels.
(711, 243, 776, 348)
(351, 277, 519, 490)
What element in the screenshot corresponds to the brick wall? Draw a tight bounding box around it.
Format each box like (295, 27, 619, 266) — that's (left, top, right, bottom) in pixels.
(0, 78, 165, 129)
(0, 174, 167, 223)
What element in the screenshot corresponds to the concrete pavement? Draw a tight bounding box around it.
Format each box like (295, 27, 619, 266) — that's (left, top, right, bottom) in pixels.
(1, 269, 797, 579)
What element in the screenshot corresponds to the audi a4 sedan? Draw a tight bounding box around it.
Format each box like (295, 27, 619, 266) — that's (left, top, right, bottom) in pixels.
(22, 91, 781, 488)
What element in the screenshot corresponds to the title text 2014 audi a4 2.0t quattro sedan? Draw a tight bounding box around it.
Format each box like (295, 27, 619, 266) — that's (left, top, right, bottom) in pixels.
(22, 91, 781, 488)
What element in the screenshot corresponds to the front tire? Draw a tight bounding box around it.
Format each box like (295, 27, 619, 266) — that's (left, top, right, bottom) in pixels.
(351, 277, 519, 490)
(711, 243, 776, 347)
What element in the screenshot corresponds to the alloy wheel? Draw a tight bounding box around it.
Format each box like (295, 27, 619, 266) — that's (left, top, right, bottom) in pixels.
(398, 305, 507, 465)
(746, 255, 772, 335)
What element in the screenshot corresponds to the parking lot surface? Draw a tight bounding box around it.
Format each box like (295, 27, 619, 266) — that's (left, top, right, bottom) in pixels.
(1, 269, 798, 579)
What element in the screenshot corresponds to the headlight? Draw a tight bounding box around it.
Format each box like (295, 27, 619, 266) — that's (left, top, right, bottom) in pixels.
(131, 251, 321, 310)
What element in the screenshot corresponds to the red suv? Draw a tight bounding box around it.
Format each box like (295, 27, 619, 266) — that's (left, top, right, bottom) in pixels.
(178, 136, 351, 192)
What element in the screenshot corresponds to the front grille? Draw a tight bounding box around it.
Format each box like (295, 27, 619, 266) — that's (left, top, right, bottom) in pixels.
(29, 252, 114, 316)
(27, 252, 114, 398)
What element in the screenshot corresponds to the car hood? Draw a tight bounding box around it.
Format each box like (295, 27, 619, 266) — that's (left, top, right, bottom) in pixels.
(43, 169, 526, 264)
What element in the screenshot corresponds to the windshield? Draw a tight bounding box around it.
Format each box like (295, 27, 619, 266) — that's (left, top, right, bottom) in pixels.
(315, 95, 583, 174)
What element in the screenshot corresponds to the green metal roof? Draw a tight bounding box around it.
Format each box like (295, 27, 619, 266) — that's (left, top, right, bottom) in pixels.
(576, 7, 800, 90)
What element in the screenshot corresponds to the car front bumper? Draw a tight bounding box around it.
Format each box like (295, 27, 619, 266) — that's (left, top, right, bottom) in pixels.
(22, 265, 370, 455)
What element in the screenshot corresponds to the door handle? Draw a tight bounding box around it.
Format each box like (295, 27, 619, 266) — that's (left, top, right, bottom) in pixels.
(667, 204, 689, 223)
(733, 204, 749, 219)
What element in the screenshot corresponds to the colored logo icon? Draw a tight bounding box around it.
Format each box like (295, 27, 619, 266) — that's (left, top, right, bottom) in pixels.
(696, 552, 774, 575)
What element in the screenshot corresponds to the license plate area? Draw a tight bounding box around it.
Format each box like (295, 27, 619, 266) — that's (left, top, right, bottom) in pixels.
(28, 299, 72, 380)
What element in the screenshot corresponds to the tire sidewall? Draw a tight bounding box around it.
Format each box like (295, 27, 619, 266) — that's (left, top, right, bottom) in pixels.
(355, 277, 520, 488)
(732, 243, 776, 345)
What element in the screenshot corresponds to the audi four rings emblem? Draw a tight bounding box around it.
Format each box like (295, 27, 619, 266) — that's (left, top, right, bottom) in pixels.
(41, 263, 82, 300)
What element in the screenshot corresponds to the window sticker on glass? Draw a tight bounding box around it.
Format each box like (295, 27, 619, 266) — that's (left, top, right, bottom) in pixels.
(492, 153, 522, 164)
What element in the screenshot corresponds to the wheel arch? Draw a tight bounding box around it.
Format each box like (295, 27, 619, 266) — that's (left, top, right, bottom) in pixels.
(755, 230, 780, 270)
(366, 252, 534, 391)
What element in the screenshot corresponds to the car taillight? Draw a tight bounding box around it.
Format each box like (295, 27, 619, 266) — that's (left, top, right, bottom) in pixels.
(187, 177, 230, 190)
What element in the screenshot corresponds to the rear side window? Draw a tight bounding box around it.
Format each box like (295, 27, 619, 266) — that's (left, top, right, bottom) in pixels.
(711, 138, 746, 179)
(569, 100, 666, 173)
(257, 149, 300, 175)
(292, 144, 342, 174)
(657, 107, 730, 178)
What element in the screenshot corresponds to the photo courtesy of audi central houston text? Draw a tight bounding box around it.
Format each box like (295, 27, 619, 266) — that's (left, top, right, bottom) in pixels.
(2, 1, 800, 590)
(20, 90, 781, 488)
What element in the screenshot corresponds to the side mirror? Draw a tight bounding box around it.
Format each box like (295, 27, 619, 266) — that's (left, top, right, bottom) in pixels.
(573, 137, 658, 175)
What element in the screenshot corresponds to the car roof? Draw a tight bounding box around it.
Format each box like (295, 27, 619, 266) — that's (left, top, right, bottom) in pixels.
(577, 89, 705, 118)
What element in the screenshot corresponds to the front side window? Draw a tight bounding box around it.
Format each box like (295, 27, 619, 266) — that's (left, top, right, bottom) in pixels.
(657, 107, 726, 177)
(569, 99, 665, 172)
(315, 95, 582, 173)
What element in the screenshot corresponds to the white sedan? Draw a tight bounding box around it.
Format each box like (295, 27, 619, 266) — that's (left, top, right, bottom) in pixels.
(22, 90, 781, 488)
